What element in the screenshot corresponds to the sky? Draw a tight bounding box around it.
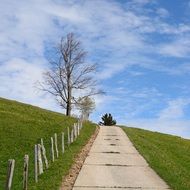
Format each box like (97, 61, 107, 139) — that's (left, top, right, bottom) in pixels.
(0, 0, 190, 138)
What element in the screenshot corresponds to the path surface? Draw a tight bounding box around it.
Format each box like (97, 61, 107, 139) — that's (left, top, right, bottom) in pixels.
(73, 126, 170, 190)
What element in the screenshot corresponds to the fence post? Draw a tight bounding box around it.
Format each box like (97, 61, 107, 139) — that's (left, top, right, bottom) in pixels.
(67, 127, 70, 146)
(74, 123, 77, 139)
(62, 132, 65, 154)
(78, 121, 80, 131)
(23, 155, 29, 190)
(74, 124, 77, 140)
(77, 121, 80, 130)
(51, 137, 55, 162)
(77, 123, 80, 136)
(73, 127, 75, 141)
(80, 121, 82, 129)
(41, 138, 49, 169)
(37, 144, 43, 175)
(5, 159, 15, 190)
(71, 128, 73, 143)
(54, 133, 59, 158)
(73, 127, 75, 142)
(73, 125, 75, 140)
(80, 120, 83, 129)
(76, 123, 78, 137)
(34, 145, 38, 182)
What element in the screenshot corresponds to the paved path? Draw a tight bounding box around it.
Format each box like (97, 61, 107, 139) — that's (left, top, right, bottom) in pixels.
(73, 126, 170, 190)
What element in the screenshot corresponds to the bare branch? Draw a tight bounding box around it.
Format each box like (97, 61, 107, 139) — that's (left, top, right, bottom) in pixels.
(37, 33, 104, 116)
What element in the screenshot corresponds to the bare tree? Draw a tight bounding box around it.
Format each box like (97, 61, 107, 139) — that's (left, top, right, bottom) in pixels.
(76, 97, 95, 120)
(38, 33, 103, 116)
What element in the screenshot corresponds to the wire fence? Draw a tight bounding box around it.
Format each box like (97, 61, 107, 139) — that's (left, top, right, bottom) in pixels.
(4, 121, 83, 190)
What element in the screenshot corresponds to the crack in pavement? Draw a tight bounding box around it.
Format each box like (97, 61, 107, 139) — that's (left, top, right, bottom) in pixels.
(84, 163, 148, 167)
(73, 185, 171, 189)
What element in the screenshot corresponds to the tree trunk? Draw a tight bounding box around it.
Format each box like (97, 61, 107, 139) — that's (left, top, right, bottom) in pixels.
(66, 76, 72, 116)
(66, 102, 71, 116)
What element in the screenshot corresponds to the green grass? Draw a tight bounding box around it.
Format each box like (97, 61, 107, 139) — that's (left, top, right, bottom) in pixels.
(0, 97, 96, 189)
(122, 127, 190, 190)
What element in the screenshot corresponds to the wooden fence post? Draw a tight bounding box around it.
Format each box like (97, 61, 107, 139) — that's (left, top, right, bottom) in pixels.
(77, 123, 80, 136)
(34, 145, 38, 183)
(74, 124, 77, 140)
(78, 120, 82, 130)
(74, 123, 77, 139)
(37, 144, 43, 175)
(23, 155, 29, 190)
(80, 121, 82, 129)
(76, 123, 78, 137)
(5, 159, 15, 190)
(73, 127, 75, 141)
(62, 132, 65, 154)
(51, 137, 55, 162)
(77, 121, 80, 130)
(54, 133, 59, 158)
(41, 138, 49, 169)
(71, 128, 73, 143)
(67, 127, 70, 145)
(73, 125, 75, 140)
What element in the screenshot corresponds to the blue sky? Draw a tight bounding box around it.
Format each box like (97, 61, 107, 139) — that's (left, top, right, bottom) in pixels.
(1, 0, 190, 138)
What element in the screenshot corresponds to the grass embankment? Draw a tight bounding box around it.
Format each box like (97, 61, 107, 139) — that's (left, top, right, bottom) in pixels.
(123, 127, 190, 190)
(0, 97, 96, 190)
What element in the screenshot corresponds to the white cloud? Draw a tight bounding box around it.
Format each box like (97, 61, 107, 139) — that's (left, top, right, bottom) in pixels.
(158, 98, 190, 119)
(0, 0, 189, 83)
(159, 36, 190, 57)
(0, 57, 61, 112)
(0, 1, 54, 59)
(98, 62, 127, 80)
(130, 0, 155, 6)
(124, 98, 190, 138)
(156, 8, 169, 18)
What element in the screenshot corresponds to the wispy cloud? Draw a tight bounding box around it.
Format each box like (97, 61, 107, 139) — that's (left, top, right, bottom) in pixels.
(124, 98, 190, 138)
(159, 34, 190, 57)
(158, 98, 190, 119)
(156, 8, 169, 18)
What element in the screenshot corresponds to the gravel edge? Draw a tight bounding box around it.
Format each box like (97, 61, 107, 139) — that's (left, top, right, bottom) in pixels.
(60, 126, 99, 190)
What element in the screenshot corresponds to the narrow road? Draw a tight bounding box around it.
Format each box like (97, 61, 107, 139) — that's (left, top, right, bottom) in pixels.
(73, 126, 170, 190)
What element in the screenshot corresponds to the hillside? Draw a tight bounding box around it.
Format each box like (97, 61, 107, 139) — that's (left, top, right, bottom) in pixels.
(0, 97, 96, 189)
(123, 127, 190, 190)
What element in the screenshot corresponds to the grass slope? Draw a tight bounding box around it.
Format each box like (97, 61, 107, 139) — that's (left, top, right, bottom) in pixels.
(123, 127, 190, 190)
(0, 97, 96, 189)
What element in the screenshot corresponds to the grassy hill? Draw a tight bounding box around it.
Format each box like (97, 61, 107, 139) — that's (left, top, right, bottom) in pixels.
(0, 97, 96, 189)
(123, 127, 190, 190)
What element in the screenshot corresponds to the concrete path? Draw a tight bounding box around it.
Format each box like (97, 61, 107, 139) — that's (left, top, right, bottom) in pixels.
(73, 126, 170, 190)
